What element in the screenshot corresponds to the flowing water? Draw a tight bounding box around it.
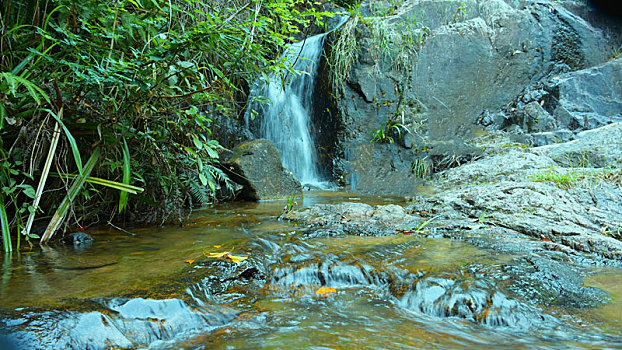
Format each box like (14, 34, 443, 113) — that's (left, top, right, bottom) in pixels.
(246, 18, 347, 187)
(1, 191, 621, 349)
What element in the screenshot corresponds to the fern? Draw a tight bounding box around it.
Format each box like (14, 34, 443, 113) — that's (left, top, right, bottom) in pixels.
(188, 177, 211, 207)
(0, 72, 51, 105)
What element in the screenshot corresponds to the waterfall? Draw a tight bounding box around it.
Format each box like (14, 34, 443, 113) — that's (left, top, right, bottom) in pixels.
(246, 17, 347, 188)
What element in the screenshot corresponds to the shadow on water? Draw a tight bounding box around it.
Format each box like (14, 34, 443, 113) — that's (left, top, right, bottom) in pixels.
(1, 191, 622, 349)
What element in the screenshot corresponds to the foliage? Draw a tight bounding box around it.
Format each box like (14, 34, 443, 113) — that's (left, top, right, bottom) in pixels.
(0, 0, 329, 249)
(284, 191, 302, 214)
(531, 169, 579, 189)
(530, 164, 622, 190)
(327, 15, 359, 97)
(331, 0, 361, 9)
(205, 250, 248, 264)
(371, 117, 402, 143)
(411, 158, 431, 178)
(414, 215, 439, 233)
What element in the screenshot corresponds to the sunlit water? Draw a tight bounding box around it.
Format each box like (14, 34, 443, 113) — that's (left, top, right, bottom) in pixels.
(1, 191, 621, 349)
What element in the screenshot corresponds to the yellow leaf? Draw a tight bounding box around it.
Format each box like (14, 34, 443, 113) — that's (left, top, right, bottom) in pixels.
(206, 251, 230, 258)
(315, 286, 337, 295)
(227, 255, 248, 264)
(76, 118, 86, 124)
(213, 245, 222, 248)
(185, 259, 195, 264)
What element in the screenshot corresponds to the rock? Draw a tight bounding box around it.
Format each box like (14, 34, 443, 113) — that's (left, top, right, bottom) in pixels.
(63, 232, 93, 248)
(322, 0, 617, 195)
(530, 130, 574, 147)
(416, 142, 622, 260)
(284, 202, 421, 236)
(214, 180, 244, 202)
(544, 58, 622, 131)
(531, 122, 622, 167)
(341, 142, 422, 196)
(223, 139, 302, 200)
(503, 254, 608, 308)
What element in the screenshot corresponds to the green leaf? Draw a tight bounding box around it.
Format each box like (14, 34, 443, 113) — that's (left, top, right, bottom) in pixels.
(119, 138, 131, 213)
(205, 145, 219, 159)
(17, 185, 36, 199)
(0, 104, 6, 131)
(199, 173, 208, 186)
(192, 134, 203, 150)
(0, 195, 12, 253)
(46, 109, 83, 174)
(41, 148, 100, 243)
(0, 72, 51, 105)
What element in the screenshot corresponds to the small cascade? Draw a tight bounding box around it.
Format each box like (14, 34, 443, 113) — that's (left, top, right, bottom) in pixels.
(247, 18, 347, 188)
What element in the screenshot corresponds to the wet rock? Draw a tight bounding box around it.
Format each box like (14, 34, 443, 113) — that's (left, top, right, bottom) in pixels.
(3, 297, 238, 349)
(223, 139, 302, 200)
(63, 232, 93, 248)
(398, 276, 559, 330)
(503, 255, 608, 308)
(284, 202, 421, 236)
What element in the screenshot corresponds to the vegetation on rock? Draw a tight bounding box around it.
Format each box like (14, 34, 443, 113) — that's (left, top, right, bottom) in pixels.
(0, 0, 331, 251)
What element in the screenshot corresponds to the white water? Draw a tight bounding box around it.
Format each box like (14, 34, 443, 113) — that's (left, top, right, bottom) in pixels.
(260, 34, 326, 186)
(246, 20, 347, 188)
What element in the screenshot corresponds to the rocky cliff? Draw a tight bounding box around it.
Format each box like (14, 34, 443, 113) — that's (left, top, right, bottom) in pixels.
(321, 0, 621, 195)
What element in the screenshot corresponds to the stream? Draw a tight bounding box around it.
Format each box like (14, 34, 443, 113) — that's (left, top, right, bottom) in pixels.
(1, 191, 621, 349)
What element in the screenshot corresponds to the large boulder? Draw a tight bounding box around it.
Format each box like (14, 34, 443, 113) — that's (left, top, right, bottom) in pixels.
(223, 139, 302, 200)
(544, 57, 622, 131)
(321, 0, 618, 195)
(488, 57, 622, 142)
(532, 122, 622, 168)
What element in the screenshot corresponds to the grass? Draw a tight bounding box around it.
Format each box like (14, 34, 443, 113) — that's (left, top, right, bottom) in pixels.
(328, 16, 359, 96)
(530, 169, 579, 189)
(530, 166, 622, 189)
(412, 158, 431, 178)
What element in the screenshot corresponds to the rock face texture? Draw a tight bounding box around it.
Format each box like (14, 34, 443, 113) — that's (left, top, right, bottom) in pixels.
(223, 139, 302, 200)
(287, 124, 622, 261)
(319, 0, 621, 195)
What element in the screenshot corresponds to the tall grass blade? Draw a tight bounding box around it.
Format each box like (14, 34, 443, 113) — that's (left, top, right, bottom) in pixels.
(45, 108, 83, 175)
(0, 196, 12, 253)
(48, 173, 144, 193)
(40, 148, 100, 244)
(119, 138, 131, 213)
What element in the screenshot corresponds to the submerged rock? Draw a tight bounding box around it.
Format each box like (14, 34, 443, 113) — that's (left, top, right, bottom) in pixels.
(223, 139, 302, 200)
(63, 232, 93, 248)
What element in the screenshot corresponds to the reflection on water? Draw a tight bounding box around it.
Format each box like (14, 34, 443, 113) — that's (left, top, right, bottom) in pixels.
(1, 191, 621, 349)
(582, 270, 622, 335)
(0, 191, 398, 309)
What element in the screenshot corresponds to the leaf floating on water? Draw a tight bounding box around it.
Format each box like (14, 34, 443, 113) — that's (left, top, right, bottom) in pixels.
(205, 251, 248, 264)
(185, 259, 195, 264)
(206, 251, 230, 258)
(228, 255, 248, 264)
(315, 286, 337, 296)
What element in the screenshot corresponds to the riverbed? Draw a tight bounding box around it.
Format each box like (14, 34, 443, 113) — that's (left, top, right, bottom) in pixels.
(1, 191, 621, 349)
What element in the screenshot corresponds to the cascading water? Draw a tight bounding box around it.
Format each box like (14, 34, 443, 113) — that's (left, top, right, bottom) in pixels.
(247, 18, 347, 188)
